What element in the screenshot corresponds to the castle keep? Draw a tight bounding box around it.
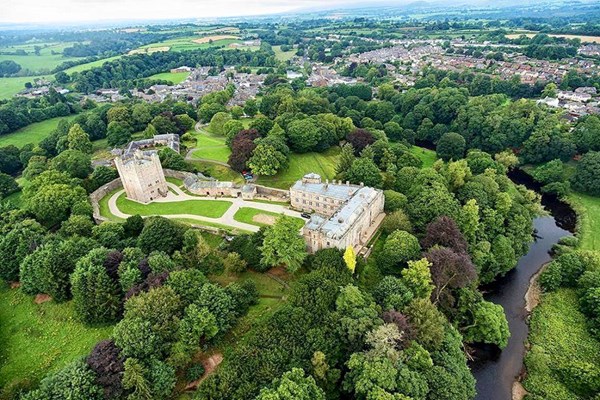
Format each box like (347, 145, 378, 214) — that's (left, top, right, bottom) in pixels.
(290, 173, 385, 253)
(115, 150, 168, 203)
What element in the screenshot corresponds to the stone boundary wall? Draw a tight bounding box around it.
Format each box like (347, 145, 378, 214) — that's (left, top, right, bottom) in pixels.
(90, 178, 123, 223)
(255, 185, 289, 201)
(163, 169, 197, 181)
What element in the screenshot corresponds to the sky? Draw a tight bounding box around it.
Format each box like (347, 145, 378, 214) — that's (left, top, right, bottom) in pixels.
(0, 0, 378, 24)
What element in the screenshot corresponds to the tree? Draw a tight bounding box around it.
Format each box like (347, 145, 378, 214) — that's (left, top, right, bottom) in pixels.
(0, 219, 45, 281)
(346, 157, 382, 188)
(122, 358, 176, 400)
(380, 230, 421, 272)
(26, 182, 88, 227)
(248, 143, 288, 176)
(67, 124, 93, 154)
(572, 151, 600, 196)
(86, 340, 125, 399)
(261, 215, 307, 273)
(224, 252, 247, 274)
(142, 123, 158, 139)
(573, 115, 600, 153)
(21, 359, 103, 400)
(249, 116, 274, 136)
(462, 300, 510, 348)
(256, 368, 325, 400)
(209, 112, 232, 135)
(137, 217, 185, 254)
(404, 298, 446, 350)
(532, 159, 564, 185)
(335, 143, 355, 177)
(346, 129, 375, 154)
(401, 258, 434, 299)
(383, 190, 407, 213)
(0, 172, 18, 199)
(381, 210, 412, 235)
(436, 132, 466, 161)
(228, 129, 260, 172)
(425, 247, 477, 306)
(106, 121, 131, 147)
(374, 276, 414, 311)
(244, 99, 259, 117)
(71, 248, 122, 324)
(287, 119, 320, 153)
(51, 149, 92, 179)
(336, 285, 382, 350)
(542, 82, 558, 98)
(193, 283, 235, 332)
(344, 246, 356, 274)
(422, 216, 468, 254)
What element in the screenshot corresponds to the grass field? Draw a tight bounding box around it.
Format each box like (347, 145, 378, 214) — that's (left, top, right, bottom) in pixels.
(257, 147, 340, 189)
(0, 41, 81, 73)
(0, 284, 113, 389)
(147, 71, 190, 84)
(63, 55, 122, 74)
(190, 131, 231, 163)
(134, 37, 242, 53)
(523, 289, 600, 398)
(0, 114, 79, 148)
(233, 207, 304, 228)
(569, 192, 600, 251)
(0, 75, 48, 99)
(410, 145, 437, 168)
(273, 45, 296, 62)
(506, 32, 600, 43)
(190, 161, 244, 184)
(115, 192, 232, 218)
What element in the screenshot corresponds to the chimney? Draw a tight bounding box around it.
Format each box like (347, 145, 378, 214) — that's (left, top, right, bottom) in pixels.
(360, 182, 364, 186)
(346, 181, 350, 186)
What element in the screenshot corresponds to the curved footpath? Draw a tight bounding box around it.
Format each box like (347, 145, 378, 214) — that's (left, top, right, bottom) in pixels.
(108, 182, 303, 232)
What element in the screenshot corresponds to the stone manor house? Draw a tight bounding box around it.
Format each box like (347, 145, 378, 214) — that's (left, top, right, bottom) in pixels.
(291, 173, 385, 253)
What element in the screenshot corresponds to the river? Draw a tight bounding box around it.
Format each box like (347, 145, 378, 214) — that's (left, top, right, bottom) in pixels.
(471, 169, 576, 400)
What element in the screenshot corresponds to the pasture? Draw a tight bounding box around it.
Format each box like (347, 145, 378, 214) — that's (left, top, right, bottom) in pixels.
(506, 32, 600, 43)
(0, 114, 79, 148)
(0, 284, 113, 390)
(148, 71, 190, 84)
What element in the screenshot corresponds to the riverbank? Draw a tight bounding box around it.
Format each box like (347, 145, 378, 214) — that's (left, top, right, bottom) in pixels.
(519, 169, 600, 399)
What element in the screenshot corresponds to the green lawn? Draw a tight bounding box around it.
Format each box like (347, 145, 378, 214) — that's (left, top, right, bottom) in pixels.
(147, 71, 190, 84)
(273, 45, 296, 62)
(0, 284, 113, 389)
(115, 192, 232, 218)
(569, 192, 600, 251)
(0, 114, 79, 148)
(0, 42, 81, 73)
(188, 129, 232, 163)
(63, 55, 122, 74)
(524, 289, 600, 399)
(257, 147, 340, 189)
(233, 207, 304, 228)
(174, 218, 252, 234)
(410, 145, 437, 168)
(189, 161, 244, 184)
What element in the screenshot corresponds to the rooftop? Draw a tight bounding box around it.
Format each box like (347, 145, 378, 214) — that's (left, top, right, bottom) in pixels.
(291, 180, 360, 201)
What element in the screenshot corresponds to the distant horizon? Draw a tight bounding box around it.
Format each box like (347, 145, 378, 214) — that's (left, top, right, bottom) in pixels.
(0, 0, 569, 26)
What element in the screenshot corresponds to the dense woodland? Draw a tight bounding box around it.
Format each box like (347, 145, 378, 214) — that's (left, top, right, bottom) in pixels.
(1, 6, 600, 399)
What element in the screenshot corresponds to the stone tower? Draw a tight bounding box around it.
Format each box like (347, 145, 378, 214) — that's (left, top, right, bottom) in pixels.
(115, 150, 168, 203)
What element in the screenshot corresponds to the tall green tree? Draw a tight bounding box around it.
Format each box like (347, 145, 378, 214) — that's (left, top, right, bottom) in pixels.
(261, 215, 307, 273)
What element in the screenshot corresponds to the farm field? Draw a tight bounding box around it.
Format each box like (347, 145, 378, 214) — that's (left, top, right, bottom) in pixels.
(115, 192, 232, 218)
(0, 41, 81, 73)
(63, 55, 122, 74)
(0, 284, 113, 390)
(256, 146, 340, 189)
(0, 75, 48, 99)
(147, 71, 190, 84)
(134, 36, 242, 53)
(506, 32, 600, 43)
(0, 114, 79, 148)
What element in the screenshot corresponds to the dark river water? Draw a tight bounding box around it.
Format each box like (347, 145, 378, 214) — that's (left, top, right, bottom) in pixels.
(471, 169, 576, 400)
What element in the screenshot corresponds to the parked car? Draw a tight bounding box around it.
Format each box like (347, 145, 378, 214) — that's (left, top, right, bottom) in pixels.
(301, 212, 311, 219)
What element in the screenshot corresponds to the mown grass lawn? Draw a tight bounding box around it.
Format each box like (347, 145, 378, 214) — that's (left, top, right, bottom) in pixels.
(409, 145, 437, 168)
(189, 129, 231, 163)
(0, 114, 79, 148)
(116, 192, 232, 218)
(0, 284, 113, 389)
(147, 71, 190, 84)
(233, 207, 304, 228)
(524, 288, 600, 399)
(256, 147, 340, 189)
(569, 192, 600, 251)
